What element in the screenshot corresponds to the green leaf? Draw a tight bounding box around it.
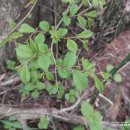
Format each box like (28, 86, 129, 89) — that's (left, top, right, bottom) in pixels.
(38, 116, 49, 129)
(38, 55, 51, 71)
(63, 15, 71, 26)
(94, 75, 104, 92)
(19, 64, 30, 84)
(82, 0, 89, 5)
(39, 21, 50, 31)
(16, 44, 33, 58)
(73, 125, 84, 130)
(77, 16, 86, 27)
(58, 28, 68, 38)
(29, 38, 37, 52)
(86, 10, 98, 18)
(106, 64, 114, 72)
(9, 32, 23, 39)
(9, 18, 16, 29)
(18, 23, 35, 33)
(58, 67, 70, 79)
(46, 72, 54, 81)
(89, 112, 103, 130)
(70, 4, 79, 15)
(81, 101, 94, 119)
(77, 30, 93, 39)
(114, 73, 122, 83)
(73, 70, 88, 91)
(31, 91, 39, 98)
(63, 52, 77, 69)
(35, 33, 45, 45)
(25, 83, 34, 91)
(67, 39, 78, 52)
(82, 58, 95, 71)
(36, 82, 46, 90)
(49, 30, 60, 43)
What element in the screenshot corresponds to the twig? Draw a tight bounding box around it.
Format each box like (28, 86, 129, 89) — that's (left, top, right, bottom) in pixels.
(0, 77, 19, 87)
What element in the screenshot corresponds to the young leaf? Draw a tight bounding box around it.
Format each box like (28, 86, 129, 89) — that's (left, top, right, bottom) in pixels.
(16, 44, 33, 58)
(114, 73, 122, 83)
(58, 28, 68, 38)
(67, 39, 78, 52)
(77, 16, 86, 27)
(70, 4, 79, 15)
(19, 64, 30, 84)
(89, 112, 103, 130)
(38, 55, 51, 71)
(9, 18, 16, 29)
(58, 67, 70, 79)
(81, 101, 94, 120)
(18, 23, 35, 33)
(86, 10, 97, 18)
(73, 70, 88, 91)
(9, 32, 23, 39)
(63, 52, 77, 69)
(31, 91, 39, 99)
(38, 116, 49, 129)
(63, 15, 71, 26)
(39, 21, 50, 31)
(94, 75, 104, 92)
(73, 125, 84, 130)
(46, 72, 54, 81)
(77, 30, 93, 39)
(35, 33, 45, 45)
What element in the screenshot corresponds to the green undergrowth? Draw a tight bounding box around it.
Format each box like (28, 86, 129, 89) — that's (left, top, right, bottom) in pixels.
(0, 0, 124, 130)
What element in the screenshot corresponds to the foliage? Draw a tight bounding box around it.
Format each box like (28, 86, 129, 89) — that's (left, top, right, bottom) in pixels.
(1, 116, 22, 130)
(38, 115, 49, 129)
(1, 0, 125, 130)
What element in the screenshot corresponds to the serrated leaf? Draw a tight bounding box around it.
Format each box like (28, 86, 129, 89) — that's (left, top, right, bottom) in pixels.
(9, 18, 16, 29)
(29, 38, 37, 52)
(38, 55, 51, 71)
(18, 23, 35, 33)
(81, 101, 94, 119)
(63, 16, 71, 26)
(46, 72, 54, 81)
(58, 28, 68, 38)
(89, 112, 103, 130)
(73, 70, 88, 91)
(19, 64, 30, 84)
(35, 33, 45, 44)
(58, 67, 70, 79)
(106, 64, 114, 72)
(36, 82, 46, 90)
(31, 91, 39, 98)
(9, 32, 23, 39)
(114, 73, 122, 83)
(63, 52, 77, 69)
(82, 58, 95, 71)
(39, 21, 50, 31)
(86, 10, 97, 18)
(16, 44, 33, 58)
(77, 16, 86, 27)
(77, 30, 93, 39)
(67, 39, 78, 52)
(38, 116, 49, 129)
(94, 75, 104, 92)
(70, 4, 79, 15)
